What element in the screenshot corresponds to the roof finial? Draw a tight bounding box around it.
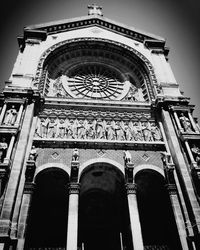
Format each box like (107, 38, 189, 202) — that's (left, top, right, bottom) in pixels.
(88, 4, 103, 16)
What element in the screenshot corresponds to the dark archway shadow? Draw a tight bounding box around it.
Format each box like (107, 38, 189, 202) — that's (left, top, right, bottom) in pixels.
(78, 163, 133, 250)
(25, 167, 69, 249)
(135, 169, 182, 250)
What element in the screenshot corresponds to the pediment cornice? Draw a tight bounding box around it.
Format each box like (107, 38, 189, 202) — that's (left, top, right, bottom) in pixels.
(22, 15, 165, 46)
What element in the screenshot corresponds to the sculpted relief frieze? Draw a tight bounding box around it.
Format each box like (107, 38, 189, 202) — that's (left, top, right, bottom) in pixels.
(34, 109, 163, 143)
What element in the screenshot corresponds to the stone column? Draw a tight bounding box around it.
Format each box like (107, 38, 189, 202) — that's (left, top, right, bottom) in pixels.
(168, 184, 189, 250)
(185, 141, 196, 165)
(15, 103, 24, 126)
(162, 154, 189, 250)
(66, 182, 80, 250)
(16, 156, 36, 250)
(0, 103, 7, 125)
(3, 135, 15, 164)
(126, 182, 144, 250)
(16, 182, 35, 250)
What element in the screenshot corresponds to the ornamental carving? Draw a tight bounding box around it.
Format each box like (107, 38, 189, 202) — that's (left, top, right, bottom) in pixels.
(179, 112, 194, 133)
(34, 38, 158, 101)
(3, 105, 18, 126)
(34, 111, 162, 143)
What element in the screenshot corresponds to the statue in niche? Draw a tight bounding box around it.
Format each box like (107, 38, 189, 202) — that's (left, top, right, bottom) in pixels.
(28, 146, 38, 161)
(4, 105, 17, 125)
(72, 148, 79, 162)
(114, 121, 125, 141)
(123, 150, 132, 164)
(191, 144, 200, 166)
(86, 120, 95, 139)
(179, 113, 193, 132)
(141, 122, 153, 141)
(122, 121, 133, 141)
(105, 121, 115, 140)
(151, 123, 162, 141)
(77, 120, 87, 139)
(0, 138, 8, 163)
(95, 119, 106, 139)
(47, 118, 58, 138)
(57, 119, 66, 138)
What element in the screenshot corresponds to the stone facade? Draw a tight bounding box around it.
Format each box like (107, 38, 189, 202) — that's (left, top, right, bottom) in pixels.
(0, 5, 200, 250)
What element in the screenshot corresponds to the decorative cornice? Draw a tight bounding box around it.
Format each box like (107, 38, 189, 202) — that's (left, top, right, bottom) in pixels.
(24, 16, 165, 44)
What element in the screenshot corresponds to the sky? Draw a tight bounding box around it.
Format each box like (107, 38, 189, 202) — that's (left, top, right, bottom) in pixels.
(0, 0, 200, 117)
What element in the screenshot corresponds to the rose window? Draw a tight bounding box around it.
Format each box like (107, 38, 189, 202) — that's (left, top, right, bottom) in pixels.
(62, 64, 130, 100)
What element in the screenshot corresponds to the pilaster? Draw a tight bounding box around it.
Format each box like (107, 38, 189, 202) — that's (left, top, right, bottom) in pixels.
(0, 102, 35, 237)
(161, 108, 200, 247)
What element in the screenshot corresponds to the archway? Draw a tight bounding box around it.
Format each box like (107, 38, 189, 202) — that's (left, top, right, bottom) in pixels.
(135, 169, 182, 250)
(25, 167, 69, 249)
(78, 162, 132, 250)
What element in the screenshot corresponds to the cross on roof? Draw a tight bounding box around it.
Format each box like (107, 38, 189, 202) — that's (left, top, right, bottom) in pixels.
(88, 4, 103, 16)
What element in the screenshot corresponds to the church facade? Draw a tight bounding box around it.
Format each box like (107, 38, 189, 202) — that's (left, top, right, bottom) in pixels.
(0, 5, 200, 250)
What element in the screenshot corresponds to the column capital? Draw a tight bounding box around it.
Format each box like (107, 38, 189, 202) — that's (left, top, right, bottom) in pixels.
(68, 182, 80, 194)
(166, 183, 177, 195)
(125, 183, 137, 195)
(24, 182, 36, 194)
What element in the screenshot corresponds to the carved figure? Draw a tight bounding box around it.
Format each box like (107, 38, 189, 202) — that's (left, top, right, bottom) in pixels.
(179, 113, 193, 132)
(132, 122, 143, 141)
(151, 123, 162, 141)
(0, 138, 8, 163)
(142, 122, 153, 141)
(53, 75, 64, 97)
(191, 144, 200, 166)
(57, 119, 66, 138)
(29, 146, 38, 161)
(86, 120, 95, 139)
(134, 88, 145, 102)
(95, 119, 105, 139)
(122, 121, 132, 141)
(105, 121, 115, 140)
(88, 4, 103, 16)
(40, 118, 49, 138)
(47, 118, 57, 138)
(66, 120, 76, 139)
(72, 148, 79, 162)
(124, 150, 132, 164)
(194, 118, 200, 133)
(114, 121, 124, 140)
(4, 105, 17, 125)
(77, 120, 86, 139)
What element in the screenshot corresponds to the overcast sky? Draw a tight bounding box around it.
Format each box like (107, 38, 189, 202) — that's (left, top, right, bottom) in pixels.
(0, 0, 200, 118)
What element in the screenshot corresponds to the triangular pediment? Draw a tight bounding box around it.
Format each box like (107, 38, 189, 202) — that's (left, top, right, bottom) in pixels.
(23, 15, 165, 45)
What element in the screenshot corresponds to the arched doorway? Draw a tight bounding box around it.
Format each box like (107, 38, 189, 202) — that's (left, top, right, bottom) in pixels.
(135, 169, 182, 250)
(78, 163, 132, 250)
(25, 167, 69, 249)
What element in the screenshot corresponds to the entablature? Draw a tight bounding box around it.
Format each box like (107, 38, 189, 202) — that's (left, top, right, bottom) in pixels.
(43, 97, 152, 114)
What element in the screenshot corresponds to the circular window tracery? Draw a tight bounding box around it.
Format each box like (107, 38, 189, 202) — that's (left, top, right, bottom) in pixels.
(42, 41, 152, 102)
(63, 64, 127, 100)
